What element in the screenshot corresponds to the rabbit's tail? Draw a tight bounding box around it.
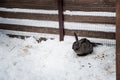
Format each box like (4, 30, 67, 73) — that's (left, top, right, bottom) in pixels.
(91, 42, 103, 47)
(74, 32, 78, 42)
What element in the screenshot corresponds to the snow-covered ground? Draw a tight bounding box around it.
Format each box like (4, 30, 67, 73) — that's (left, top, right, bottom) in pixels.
(0, 32, 116, 80)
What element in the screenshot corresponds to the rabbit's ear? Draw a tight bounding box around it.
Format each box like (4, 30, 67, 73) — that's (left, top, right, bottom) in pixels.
(74, 32, 78, 42)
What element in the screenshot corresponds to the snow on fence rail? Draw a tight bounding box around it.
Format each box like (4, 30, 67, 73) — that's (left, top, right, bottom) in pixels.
(0, 0, 116, 40)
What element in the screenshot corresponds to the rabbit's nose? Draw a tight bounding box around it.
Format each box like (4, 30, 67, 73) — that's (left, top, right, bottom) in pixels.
(75, 48, 79, 50)
(72, 46, 78, 50)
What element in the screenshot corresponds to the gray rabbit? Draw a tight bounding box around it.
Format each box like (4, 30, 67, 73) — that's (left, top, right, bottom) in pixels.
(72, 32, 102, 56)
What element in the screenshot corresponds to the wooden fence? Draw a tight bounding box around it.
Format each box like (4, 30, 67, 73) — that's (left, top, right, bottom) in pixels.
(0, 0, 116, 41)
(0, 0, 116, 11)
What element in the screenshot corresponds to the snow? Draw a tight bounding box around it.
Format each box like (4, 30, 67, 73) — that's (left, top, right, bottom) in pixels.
(0, 7, 115, 17)
(0, 7, 58, 15)
(0, 32, 116, 80)
(64, 10, 116, 17)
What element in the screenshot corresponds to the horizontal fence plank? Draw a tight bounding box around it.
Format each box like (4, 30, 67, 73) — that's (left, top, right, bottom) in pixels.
(0, 0, 57, 6)
(0, 0, 115, 6)
(0, 1, 115, 12)
(0, 11, 58, 21)
(0, 11, 115, 24)
(64, 15, 115, 24)
(0, 0, 115, 4)
(64, 6, 115, 12)
(0, 3, 58, 10)
(65, 29, 115, 39)
(0, 24, 115, 39)
(0, 24, 59, 34)
(64, 0, 115, 5)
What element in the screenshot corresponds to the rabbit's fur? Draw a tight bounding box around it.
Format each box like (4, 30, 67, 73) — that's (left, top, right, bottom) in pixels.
(72, 32, 102, 56)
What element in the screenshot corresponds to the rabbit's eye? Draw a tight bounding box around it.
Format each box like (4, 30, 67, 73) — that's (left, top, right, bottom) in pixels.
(72, 42, 79, 50)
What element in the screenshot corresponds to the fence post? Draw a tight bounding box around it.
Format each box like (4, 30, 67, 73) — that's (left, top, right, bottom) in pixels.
(116, 0, 120, 80)
(57, 0, 64, 41)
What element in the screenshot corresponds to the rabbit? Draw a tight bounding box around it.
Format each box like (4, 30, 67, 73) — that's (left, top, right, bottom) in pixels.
(72, 32, 102, 56)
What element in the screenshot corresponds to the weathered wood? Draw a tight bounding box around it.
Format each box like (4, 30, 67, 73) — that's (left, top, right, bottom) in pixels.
(58, 0, 64, 41)
(64, 0, 115, 5)
(0, 24, 115, 39)
(0, 3, 58, 10)
(0, 0, 115, 7)
(64, 6, 115, 12)
(116, 0, 120, 80)
(65, 29, 115, 39)
(0, 0, 115, 4)
(0, 0, 116, 42)
(0, 24, 59, 34)
(0, 11, 115, 24)
(0, 0, 116, 12)
(0, 11, 58, 21)
(64, 15, 115, 24)
(0, 0, 115, 6)
(0, 0, 57, 6)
